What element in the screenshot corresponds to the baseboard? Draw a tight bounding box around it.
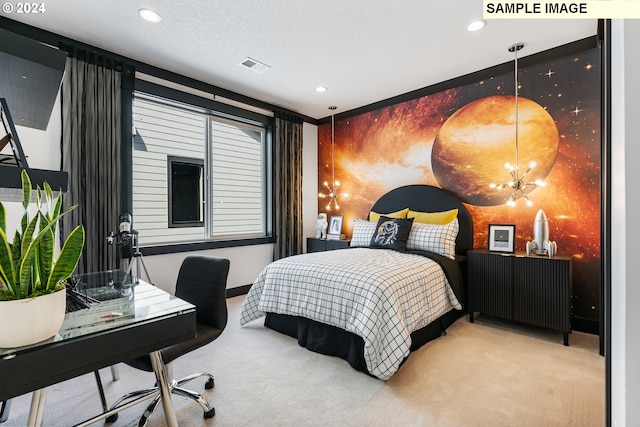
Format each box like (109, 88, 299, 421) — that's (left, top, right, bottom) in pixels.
(226, 284, 251, 298)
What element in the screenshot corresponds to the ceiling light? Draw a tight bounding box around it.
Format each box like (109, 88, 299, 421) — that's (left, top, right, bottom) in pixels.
(316, 86, 328, 93)
(138, 8, 162, 23)
(490, 43, 546, 207)
(319, 106, 348, 211)
(467, 20, 486, 32)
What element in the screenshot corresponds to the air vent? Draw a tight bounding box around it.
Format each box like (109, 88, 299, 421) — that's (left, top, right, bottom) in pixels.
(239, 57, 270, 73)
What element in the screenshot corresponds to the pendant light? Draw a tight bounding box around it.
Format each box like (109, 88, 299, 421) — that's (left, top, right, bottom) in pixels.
(490, 43, 546, 207)
(318, 106, 348, 210)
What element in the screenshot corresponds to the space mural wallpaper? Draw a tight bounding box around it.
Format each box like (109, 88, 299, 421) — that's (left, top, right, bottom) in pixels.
(318, 47, 601, 327)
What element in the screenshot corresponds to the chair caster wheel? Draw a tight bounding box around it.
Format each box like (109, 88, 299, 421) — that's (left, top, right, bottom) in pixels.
(204, 407, 215, 418)
(106, 413, 119, 423)
(205, 378, 214, 389)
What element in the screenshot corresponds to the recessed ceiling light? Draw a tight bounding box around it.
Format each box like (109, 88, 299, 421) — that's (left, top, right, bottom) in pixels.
(139, 8, 162, 23)
(467, 20, 486, 32)
(316, 86, 327, 93)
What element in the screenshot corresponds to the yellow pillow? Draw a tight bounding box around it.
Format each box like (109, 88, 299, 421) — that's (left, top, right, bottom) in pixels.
(369, 208, 409, 222)
(407, 208, 458, 225)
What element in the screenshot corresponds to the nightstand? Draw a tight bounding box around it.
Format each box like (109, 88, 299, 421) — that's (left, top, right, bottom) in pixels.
(467, 249, 573, 345)
(307, 237, 350, 253)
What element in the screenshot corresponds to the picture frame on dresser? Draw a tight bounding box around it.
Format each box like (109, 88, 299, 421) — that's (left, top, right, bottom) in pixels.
(488, 224, 516, 253)
(328, 215, 344, 236)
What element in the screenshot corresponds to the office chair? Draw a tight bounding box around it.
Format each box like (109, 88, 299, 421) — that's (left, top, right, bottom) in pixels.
(101, 255, 230, 426)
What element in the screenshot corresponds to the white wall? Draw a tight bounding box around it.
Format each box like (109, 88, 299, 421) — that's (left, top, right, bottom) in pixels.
(611, 19, 640, 427)
(133, 245, 274, 294)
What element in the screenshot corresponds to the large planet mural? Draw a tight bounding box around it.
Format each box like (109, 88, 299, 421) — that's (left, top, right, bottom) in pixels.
(431, 95, 559, 206)
(318, 48, 602, 325)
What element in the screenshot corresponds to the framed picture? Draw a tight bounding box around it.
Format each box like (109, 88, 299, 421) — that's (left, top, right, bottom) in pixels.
(488, 224, 516, 253)
(328, 215, 344, 236)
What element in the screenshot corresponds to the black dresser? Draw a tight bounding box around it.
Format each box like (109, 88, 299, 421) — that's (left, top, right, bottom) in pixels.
(467, 249, 573, 345)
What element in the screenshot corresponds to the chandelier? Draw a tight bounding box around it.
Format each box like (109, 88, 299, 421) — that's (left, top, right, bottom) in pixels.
(318, 106, 348, 210)
(490, 42, 546, 207)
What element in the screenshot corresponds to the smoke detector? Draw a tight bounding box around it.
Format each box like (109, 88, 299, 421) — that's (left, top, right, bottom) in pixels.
(239, 57, 270, 73)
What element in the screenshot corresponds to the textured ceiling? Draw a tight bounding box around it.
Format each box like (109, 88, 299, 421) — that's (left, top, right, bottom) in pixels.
(4, 0, 597, 119)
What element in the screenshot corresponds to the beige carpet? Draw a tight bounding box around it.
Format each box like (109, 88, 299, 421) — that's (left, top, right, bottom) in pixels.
(5, 296, 604, 427)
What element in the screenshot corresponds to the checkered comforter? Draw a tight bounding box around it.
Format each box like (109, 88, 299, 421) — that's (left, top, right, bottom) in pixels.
(240, 247, 462, 380)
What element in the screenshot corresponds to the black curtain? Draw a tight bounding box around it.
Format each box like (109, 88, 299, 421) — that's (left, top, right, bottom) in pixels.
(60, 46, 135, 273)
(273, 112, 304, 260)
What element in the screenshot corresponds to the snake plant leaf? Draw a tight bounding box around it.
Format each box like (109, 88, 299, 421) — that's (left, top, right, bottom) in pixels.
(18, 243, 37, 297)
(37, 213, 54, 291)
(20, 209, 29, 236)
(47, 187, 63, 235)
(20, 214, 38, 260)
(0, 202, 5, 233)
(36, 186, 42, 211)
(18, 206, 78, 298)
(1, 170, 84, 300)
(0, 228, 14, 292)
(46, 225, 84, 291)
(44, 182, 53, 216)
(11, 229, 21, 285)
(21, 169, 31, 210)
(52, 191, 62, 220)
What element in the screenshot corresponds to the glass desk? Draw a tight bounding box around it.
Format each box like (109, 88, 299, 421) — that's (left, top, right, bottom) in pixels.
(0, 271, 196, 426)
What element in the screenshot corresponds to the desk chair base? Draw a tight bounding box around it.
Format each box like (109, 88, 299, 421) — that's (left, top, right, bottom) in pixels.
(102, 364, 215, 427)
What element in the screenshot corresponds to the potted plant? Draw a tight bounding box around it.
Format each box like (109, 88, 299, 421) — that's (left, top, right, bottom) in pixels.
(0, 170, 85, 348)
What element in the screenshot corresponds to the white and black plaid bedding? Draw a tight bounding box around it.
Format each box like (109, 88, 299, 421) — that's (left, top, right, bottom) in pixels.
(240, 247, 462, 380)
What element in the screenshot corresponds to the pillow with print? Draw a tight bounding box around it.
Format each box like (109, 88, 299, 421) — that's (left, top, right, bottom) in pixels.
(369, 216, 414, 252)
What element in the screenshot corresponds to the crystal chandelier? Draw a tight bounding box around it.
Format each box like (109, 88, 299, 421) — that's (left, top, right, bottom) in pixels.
(490, 43, 546, 207)
(318, 106, 348, 210)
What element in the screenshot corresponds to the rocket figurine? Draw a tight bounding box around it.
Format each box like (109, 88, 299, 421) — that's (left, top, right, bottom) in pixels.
(526, 209, 557, 257)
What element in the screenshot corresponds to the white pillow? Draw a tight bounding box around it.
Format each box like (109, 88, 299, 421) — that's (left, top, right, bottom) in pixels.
(406, 218, 459, 259)
(350, 218, 377, 247)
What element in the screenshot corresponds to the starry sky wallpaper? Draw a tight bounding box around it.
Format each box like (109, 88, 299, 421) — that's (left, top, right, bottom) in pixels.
(318, 48, 601, 323)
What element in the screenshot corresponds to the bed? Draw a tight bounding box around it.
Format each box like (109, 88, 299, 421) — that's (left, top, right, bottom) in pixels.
(240, 184, 473, 380)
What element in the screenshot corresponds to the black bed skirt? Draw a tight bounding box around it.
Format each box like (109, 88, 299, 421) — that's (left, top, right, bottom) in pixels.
(264, 309, 464, 377)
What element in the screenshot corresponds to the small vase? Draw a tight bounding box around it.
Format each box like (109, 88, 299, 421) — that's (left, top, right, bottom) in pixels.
(0, 288, 67, 348)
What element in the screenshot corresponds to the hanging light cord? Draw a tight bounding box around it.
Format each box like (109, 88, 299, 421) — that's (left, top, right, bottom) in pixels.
(331, 107, 336, 191)
(319, 106, 348, 210)
(514, 43, 520, 182)
(490, 42, 546, 206)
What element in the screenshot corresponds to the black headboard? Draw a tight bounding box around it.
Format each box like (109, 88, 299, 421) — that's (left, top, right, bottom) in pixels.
(369, 185, 473, 255)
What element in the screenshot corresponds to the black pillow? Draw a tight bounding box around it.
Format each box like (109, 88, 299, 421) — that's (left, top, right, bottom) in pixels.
(369, 216, 414, 251)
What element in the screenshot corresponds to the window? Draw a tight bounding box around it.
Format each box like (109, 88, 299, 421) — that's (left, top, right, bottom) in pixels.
(210, 118, 266, 237)
(132, 92, 272, 247)
(168, 156, 204, 227)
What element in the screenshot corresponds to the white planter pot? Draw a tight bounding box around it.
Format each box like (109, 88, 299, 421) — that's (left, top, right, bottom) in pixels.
(0, 288, 67, 348)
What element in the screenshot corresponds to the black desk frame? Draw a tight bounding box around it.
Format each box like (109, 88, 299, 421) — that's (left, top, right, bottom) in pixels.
(0, 278, 196, 426)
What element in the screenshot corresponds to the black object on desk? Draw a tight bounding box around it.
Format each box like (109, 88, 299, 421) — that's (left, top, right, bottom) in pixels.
(0, 271, 196, 426)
